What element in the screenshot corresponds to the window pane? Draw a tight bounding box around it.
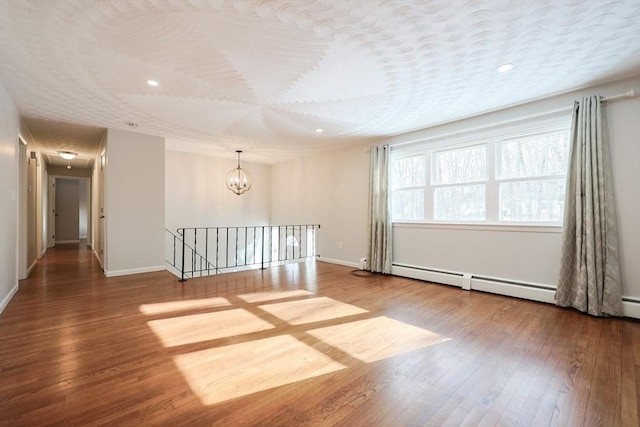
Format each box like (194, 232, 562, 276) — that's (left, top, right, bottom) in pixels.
(434, 185, 485, 221)
(500, 179, 565, 222)
(499, 132, 570, 179)
(392, 156, 425, 188)
(392, 189, 424, 220)
(433, 145, 486, 185)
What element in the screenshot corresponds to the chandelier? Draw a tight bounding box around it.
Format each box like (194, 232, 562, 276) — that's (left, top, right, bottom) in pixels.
(225, 150, 252, 195)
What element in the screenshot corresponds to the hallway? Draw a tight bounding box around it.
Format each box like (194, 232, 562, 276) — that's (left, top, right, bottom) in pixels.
(1, 248, 639, 426)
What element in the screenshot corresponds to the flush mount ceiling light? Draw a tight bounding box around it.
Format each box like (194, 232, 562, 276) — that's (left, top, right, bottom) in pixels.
(225, 150, 252, 196)
(146, 79, 159, 86)
(315, 128, 324, 133)
(58, 151, 77, 160)
(496, 63, 514, 73)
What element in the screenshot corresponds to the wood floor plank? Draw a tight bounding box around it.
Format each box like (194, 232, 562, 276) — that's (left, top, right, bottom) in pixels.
(0, 243, 638, 426)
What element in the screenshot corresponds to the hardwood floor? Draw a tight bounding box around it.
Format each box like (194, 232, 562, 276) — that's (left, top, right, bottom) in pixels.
(1, 244, 639, 426)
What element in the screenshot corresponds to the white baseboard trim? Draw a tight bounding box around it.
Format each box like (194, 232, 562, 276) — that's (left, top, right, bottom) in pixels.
(392, 263, 640, 320)
(0, 283, 18, 314)
(92, 249, 103, 269)
(105, 265, 166, 278)
(391, 265, 463, 287)
(40, 247, 47, 257)
(26, 259, 38, 276)
(622, 299, 640, 319)
(317, 256, 359, 269)
(55, 240, 80, 244)
(470, 278, 556, 304)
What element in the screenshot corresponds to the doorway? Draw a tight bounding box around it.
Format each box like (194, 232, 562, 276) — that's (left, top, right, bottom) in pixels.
(18, 139, 36, 278)
(50, 177, 91, 247)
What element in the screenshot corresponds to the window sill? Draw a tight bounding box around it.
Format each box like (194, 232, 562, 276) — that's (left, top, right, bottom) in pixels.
(392, 221, 563, 233)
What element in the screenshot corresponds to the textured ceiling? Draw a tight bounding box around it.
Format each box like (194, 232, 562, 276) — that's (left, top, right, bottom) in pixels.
(1, 0, 639, 165)
(25, 118, 104, 168)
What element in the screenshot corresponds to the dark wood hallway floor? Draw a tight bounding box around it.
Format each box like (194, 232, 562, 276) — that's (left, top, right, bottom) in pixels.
(1, 244, 639, 426)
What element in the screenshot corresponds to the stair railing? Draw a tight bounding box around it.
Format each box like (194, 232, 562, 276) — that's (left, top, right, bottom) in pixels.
(166, 224, 320, 281)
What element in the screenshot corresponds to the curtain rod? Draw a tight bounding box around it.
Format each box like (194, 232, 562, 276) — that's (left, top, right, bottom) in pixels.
(391, 89, 637, 148)
(601, 89, 635, 103)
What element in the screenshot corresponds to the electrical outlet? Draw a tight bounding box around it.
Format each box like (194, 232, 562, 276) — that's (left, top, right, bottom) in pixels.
(338, 242, 343, 249)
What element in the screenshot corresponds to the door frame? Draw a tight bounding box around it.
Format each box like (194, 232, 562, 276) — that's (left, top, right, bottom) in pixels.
(47, 175, 56, 248)
(48, 175, 92, 247)
(17, 137, 27, 279)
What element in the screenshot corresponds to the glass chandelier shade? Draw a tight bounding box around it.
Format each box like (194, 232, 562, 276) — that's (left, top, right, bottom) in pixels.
(58, 151, 77, 160)
(225, 150, 252, 195)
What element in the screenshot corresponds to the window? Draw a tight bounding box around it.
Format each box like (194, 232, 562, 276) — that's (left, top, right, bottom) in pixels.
(390, 118, 571, 225)
(497, 132, 570, 222)
(391, 155, 425, 220)
(433, 145, 486, 221)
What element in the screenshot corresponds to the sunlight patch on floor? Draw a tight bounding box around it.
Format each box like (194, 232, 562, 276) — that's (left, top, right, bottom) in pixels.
(139, 297, 231, 315)
(237, 289, 313, 303)
(147, 308, 275, 347)
(258, 297, 368, 325)
(307, 316, 451, 363)
(173, 334, 346, 405)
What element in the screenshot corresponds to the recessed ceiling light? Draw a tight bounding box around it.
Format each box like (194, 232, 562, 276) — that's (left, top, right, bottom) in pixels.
(496, 63, 514, 73)
(146, 80, 159, 86)
(315, 128, 323, 133)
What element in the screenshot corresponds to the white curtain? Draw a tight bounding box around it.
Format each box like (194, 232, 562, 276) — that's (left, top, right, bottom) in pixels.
(367, 143, 392, 274)
(556, 95, 623, 316)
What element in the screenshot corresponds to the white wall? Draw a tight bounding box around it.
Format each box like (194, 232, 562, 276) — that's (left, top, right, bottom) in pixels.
(165, 150, 271, 231)
(606, 83, 640, 302)
(393, 225, 562, 285)
(48, 165, 92, 178)
(389, 76, 640, 301)
(0, 79, 20, 312)
(105, 129, 165, 276)
(270, 143, 371, 266)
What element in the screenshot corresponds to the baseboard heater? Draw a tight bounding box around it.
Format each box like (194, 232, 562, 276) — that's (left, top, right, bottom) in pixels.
(391, 263, 639, 319)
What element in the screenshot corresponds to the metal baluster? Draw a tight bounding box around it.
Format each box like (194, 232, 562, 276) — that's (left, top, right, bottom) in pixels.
(235, 227, 239, 267)
(205, 228, 209, 276)
(193, 229, 197, 277)
(260, 227, 265, 270)
(179, 228, 186, 282)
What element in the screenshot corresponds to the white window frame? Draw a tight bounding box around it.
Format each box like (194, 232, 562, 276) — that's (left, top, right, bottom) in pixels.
(390, 115, 571, 228)
(390, 154, 426, 221)
(495, 128, 571, 225)
(431, 142, 489, 222)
